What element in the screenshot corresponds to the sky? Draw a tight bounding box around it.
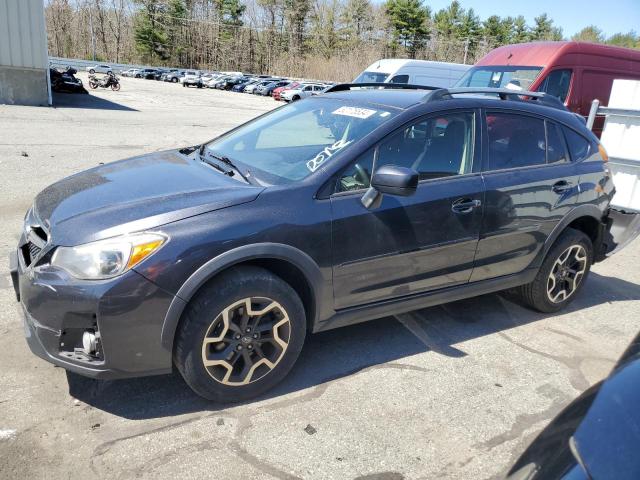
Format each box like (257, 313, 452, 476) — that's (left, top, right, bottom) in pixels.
(413, 0, 640, 37)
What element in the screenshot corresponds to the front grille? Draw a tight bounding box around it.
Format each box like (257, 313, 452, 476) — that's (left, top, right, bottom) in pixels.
(28, 242, 42, 260)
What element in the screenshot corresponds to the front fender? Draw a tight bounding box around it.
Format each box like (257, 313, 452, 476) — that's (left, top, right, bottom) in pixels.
(160, 242, 326, 350)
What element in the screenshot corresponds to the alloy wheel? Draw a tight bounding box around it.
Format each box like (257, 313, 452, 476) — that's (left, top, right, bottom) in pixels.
(201, 297, 291, 386)
(546, 245, 588, 303)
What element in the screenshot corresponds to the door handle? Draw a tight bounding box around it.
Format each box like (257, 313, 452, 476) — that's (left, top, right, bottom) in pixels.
(451, 198, 481, 214)
(552, 180, 573, 194)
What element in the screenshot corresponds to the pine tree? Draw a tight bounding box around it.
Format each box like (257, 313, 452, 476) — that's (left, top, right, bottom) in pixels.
(384, 0, 430, 58)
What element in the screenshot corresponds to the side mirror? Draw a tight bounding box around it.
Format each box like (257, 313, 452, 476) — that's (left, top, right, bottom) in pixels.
(361, 165, 419, 209)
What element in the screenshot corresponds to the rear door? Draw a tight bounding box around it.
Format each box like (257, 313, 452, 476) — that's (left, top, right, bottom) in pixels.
(471, 111, 581, 282)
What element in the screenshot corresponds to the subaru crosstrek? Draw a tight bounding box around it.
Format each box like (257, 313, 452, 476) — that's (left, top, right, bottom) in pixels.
(10, 84, 640, 402)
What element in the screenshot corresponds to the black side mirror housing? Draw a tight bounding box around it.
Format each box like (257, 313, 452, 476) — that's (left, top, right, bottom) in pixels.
(361, 165, 419, 209)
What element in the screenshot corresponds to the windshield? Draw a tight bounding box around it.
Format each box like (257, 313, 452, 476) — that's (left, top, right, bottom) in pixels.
(455, 66, 543, 91)
(204, 98, 398, 183)
(354, 71, 390, 83)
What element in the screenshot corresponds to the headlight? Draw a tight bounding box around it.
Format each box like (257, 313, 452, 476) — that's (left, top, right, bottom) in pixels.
(51, 232, 167, 280)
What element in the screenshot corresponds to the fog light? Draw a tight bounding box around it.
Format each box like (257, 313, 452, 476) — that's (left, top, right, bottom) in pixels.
(82, 331, 97, 355)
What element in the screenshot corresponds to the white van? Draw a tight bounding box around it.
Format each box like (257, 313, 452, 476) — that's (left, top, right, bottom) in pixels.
(354, 59, 471, 88)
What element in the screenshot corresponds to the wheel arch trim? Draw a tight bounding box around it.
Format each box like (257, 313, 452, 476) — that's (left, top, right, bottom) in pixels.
(540, 205, 604, 262)
(160, 242, 324, 350)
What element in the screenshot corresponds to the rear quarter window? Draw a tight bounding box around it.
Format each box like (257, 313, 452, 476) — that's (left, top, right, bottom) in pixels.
(562, 127, 591, 162)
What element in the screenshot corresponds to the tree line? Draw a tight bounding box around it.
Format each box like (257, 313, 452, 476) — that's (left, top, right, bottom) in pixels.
(45, 0, 639, 82)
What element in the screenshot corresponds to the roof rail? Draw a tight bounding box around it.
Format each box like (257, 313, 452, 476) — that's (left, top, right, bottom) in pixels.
(324, 82, 440, 93)
(426, 87, 566, 110)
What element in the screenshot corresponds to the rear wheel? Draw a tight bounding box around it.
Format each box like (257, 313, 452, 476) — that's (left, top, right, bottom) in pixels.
(292, 95, 300, 101)
(515, 228, 592, 313)
(88, 80, 98, 89)
(174, 266, 306, 402)
(89, 68, 95, 74)
(172, 77, 178, 83)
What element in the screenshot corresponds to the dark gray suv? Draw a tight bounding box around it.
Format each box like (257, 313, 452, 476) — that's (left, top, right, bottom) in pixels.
(10, 84, 639, 402)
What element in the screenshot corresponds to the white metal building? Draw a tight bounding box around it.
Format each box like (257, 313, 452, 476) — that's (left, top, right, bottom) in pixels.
(0, 0, 51, 106)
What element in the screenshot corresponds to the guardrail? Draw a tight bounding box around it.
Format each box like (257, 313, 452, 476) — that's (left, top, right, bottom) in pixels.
(49, 56, 157, 73)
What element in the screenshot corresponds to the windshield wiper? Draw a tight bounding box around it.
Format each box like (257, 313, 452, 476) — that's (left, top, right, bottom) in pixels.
(205, 151, 252, 184)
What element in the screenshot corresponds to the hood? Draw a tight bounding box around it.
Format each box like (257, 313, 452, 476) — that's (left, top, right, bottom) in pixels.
(33, 149, 263, 246)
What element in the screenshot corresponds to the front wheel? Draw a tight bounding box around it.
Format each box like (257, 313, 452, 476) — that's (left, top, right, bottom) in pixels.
(88, 81, 98, 89)
(89, 69, 95, 74)
(172, 77, 178, 83)
(174, 266, 306, 402)
(515, 228, 593, 313)
(292, 95, 300, 101)
(111, 82, 120, 91)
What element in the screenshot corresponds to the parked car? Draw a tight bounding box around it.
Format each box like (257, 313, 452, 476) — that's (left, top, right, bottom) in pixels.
(273, 81, 300, 101)
(155, 69, 173, 81)
(507, 330, 640, 480)
(256, 80, 289, 96)
(128, 68, 142, 78)
(217, 76, 245, 90)
(455, 41, 640, 136)
(280, 83, 326, 101)
(164, 70, 185, 83)
(355, 59, 470, 87)
(120, 68, 135, 77)
(86, 64, 113, 75)
(181, 70, 203, 88)
(232, 79, 259, 93)
(11, 83, 639, 403)
(245, 79, 275, 94)
(138, 68, 158, 80)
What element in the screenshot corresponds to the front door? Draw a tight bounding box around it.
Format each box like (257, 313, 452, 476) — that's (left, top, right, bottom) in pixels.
(331, 110, 484, 309)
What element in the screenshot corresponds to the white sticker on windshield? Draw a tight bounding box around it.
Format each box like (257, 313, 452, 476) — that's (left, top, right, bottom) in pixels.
(306, 139, 353, 172)
(332, 106, 377, 119)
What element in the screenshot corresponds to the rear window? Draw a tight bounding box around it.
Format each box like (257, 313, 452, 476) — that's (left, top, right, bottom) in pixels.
(563, 127, 591, 162)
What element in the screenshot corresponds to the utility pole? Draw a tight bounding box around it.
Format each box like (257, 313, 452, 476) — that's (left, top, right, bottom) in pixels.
(88, 4, 97, 61)
(463, 38, 469, 65)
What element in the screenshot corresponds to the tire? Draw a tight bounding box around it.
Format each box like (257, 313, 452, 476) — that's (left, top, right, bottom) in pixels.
(111, 82, 120, 91)
(515, 228, 593, 313)
(107, 70, 112, 75)
(89, 69, 95, 74)
(88, 81, 98, 90)
(292, 95, 300, 101)
(174, 266, 306, 403)
(172, 77, 178, 83)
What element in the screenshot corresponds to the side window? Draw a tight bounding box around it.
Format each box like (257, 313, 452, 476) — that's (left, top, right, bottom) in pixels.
(336, 112, 474, 192)
(563, 127, 591, 162)
(390, 74, 409, 84)
(537, 69, 572, 102)
(546, 121, 569, 164)
(336, 149, 375, 192)
(486, 113, 546, 170)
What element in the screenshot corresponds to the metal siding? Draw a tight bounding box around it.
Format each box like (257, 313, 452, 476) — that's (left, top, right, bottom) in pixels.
(0, 0, 48, 69)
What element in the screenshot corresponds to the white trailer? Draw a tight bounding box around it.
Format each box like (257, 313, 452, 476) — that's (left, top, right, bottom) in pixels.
(588, 79, 640, 255)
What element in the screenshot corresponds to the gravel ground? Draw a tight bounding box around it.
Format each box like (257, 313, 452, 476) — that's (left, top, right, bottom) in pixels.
(1, 75, 639, 480)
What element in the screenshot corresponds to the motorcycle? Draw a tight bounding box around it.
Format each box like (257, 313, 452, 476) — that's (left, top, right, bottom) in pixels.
(50, 66, 87, 94)
(88, 72, 121, 91)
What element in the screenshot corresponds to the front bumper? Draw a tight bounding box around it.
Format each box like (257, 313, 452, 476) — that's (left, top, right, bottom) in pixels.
(10, 245, 176, 380)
